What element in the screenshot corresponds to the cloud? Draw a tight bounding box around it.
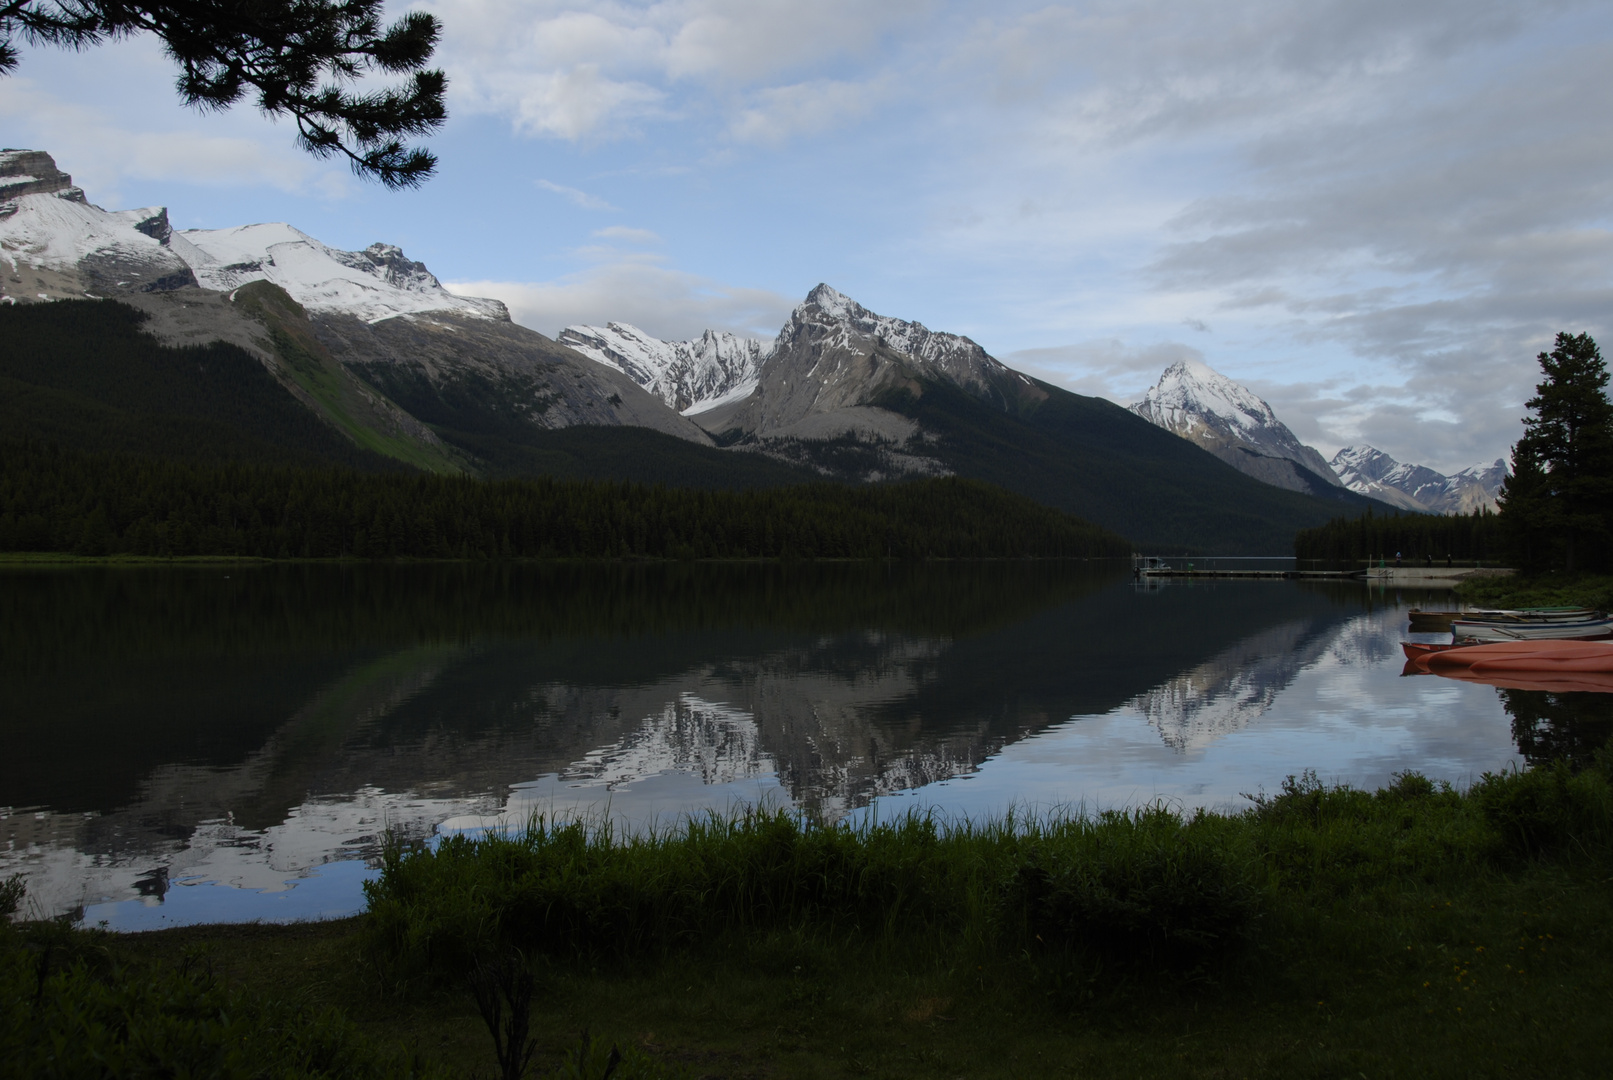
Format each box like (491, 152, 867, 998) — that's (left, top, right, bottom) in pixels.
(464, 65, 666, 140)
(727, 79, 885, 145)
(447, 263, 795, 342)
(421, 0, 932, 140)
(592, 225, 662, 243)
(659, 0, 934, 83)
(534, 179, 619, 211)
(1004, 339, 1203, 405)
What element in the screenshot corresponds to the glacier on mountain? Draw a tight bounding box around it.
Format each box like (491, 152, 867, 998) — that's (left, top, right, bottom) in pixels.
(1329, 446, 1506, 514)
(1129, 358, 1344, 496)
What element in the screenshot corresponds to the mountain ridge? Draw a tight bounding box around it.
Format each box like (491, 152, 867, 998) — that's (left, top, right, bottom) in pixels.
(1330, 445, 1507, 514)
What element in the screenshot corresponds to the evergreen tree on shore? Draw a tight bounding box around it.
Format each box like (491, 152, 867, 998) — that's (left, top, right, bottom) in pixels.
(1499, 332, 1613, 573)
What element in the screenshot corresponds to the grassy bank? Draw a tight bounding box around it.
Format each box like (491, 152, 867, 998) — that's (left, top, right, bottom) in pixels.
(7, 759, 1613, 1078)
(1455, 572, 1613, 612)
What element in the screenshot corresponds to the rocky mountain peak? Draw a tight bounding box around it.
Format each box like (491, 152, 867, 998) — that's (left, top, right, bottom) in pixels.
(1130, 358, 1344, 496)
(1133, 357, 1281, 437)
(0, 149, 85, 204)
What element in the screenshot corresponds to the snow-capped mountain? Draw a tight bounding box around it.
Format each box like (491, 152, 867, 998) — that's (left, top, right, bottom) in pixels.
(1129, 358, 1344, 496)
(557, 322, 766, 414)
(1, 149, 198, 296)
(1330, 446, 1506, 514)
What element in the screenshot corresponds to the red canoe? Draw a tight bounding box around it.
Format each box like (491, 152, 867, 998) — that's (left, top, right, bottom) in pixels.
(1470, 647, 1613, 674)
(1423, 640, 1613, 671)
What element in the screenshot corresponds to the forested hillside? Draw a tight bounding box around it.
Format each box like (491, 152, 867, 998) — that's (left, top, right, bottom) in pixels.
(0, 298, 402, 470)
(869, 377, 1386, 554)
(0, 441, 1130, 560)
(1293, 507, 1505, 563)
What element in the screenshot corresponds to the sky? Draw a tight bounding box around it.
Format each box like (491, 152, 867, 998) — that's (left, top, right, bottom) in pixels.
(4, 0, 1612, 475)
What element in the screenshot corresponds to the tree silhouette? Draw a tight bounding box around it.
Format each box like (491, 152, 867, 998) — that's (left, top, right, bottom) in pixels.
(1499, 332, 1613, 572)
(0, 1, 445, 187)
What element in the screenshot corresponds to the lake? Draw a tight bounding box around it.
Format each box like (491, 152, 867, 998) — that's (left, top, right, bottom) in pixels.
(2, 561, 1603, 931)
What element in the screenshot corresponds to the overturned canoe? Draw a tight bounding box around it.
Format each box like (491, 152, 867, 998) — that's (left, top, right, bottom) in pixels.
(1424, 640, 1613, 670)
(1401, 641, 1471, 661)
(1470, 647, 1613, 674)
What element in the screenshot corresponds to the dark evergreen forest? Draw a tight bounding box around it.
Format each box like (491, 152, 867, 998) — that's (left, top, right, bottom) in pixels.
(0, 441, 1131, 560)
(1292, 507, 1505, 563)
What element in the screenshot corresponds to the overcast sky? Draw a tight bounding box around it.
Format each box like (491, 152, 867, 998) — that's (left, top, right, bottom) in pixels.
(5, 0, 1611, 473)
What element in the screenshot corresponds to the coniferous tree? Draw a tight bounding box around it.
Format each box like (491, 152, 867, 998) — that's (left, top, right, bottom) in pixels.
(1499, 332, 1613, 572)
(0, 1, 445, 186)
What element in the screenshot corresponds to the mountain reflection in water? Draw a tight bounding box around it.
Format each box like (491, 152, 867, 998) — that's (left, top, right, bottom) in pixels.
(0, 563, 1541, 923)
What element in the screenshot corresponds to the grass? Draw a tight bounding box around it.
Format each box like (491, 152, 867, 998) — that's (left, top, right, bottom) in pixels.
(7, 759, 1613, 1078)
(1455, 572, 1613, 612)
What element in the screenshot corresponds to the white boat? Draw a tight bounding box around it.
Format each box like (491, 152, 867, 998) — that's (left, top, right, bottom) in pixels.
(1451, 617, 1613, 643)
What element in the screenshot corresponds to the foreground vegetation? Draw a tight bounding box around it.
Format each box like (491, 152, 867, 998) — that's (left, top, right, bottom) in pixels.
(0, 440, 1129, 561)
(7, 753, 1612, 1078)
(1455, 572, 1613, 614)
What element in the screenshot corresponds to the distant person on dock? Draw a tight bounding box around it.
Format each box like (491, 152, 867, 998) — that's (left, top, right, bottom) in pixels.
(1395, 551, 1402, 567)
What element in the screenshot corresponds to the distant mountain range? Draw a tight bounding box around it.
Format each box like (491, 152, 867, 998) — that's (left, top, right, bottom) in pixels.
(1121, 354, 1508, 514)
(1329, 446, 1507, 514)
(1, 148, 1396, 552)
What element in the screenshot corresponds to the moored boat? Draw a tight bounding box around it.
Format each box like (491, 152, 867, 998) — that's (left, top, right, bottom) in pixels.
(1407, 606, 1596, 632)
(1424, 639, 1613, 670)
(1450, 616, 1613, 643)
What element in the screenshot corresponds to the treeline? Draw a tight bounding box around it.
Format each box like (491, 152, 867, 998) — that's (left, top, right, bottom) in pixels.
(0, 441, 1131, 561)
(1293, 506, 1505, 563)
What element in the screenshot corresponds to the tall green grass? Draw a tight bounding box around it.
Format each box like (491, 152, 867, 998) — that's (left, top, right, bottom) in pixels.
(360, 753, 1613, 985)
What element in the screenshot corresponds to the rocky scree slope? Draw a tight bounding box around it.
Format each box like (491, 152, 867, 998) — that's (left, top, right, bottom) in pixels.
(1330, 446, 1507, 514)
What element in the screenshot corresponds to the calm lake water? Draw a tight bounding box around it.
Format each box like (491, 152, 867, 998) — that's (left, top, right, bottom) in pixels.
(3, 562, 1605, 930)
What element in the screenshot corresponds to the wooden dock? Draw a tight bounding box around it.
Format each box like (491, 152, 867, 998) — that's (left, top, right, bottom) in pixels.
(1135, 569, 1358, 580)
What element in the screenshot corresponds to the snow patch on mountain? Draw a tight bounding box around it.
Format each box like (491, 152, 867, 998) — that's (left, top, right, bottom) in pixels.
(557, 321, 766, 413)
(1330, 446, 1507, 514)
(1129, 359, 1343, 494)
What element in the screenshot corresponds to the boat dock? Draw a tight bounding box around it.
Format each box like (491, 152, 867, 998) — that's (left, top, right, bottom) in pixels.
(1136, 569, 1358, 579)
(1130, 556, 1514, 584)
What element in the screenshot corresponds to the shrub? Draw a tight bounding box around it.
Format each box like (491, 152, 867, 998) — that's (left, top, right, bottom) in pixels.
(0, 927, 441, 1079)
